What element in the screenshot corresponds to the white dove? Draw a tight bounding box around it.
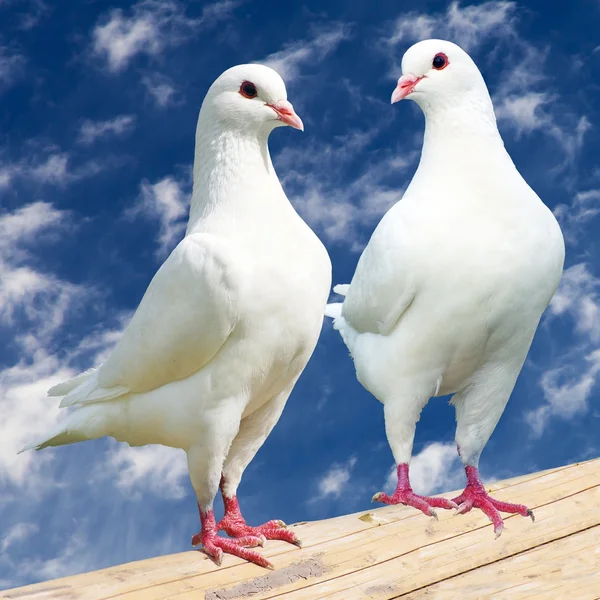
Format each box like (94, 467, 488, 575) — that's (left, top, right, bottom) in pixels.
(325, 40, 564, 536)
(21, 64, 332, 568)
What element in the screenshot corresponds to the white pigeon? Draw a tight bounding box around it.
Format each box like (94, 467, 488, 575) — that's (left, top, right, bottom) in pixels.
(325, 39, 565, 536)
(21, 64, 332, 568)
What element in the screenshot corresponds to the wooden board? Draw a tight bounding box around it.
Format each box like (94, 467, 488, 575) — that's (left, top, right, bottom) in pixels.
(2, 458, 599, 600)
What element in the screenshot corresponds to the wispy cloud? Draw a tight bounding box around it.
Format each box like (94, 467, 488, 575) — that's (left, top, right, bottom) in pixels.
(0, 522, 38, 554)
(91, 0, 241, 72)
(529, 350, 600, 437)
(0, 147, 113, 189)
(385, 1, 517, 53)
(0, 0, 50, 30)
(529, 263, 600, 436)
(127, 175, 190, 257)
(277, 131, 415, 249)
(263, 23, 352, 80)
(554, 189, 600, 242)
(549, 263, 600, 343)
(105, 444, 189, 500)
(384, 442, 463, 496)
(142, 73, 179, 108)
(313, 456, 357, 501)
(0, 203, 86, 486)
(0, 43, 25, 93)
(78, 115, 136, 145)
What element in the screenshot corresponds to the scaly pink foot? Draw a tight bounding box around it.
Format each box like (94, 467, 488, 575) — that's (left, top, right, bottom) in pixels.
(191, 507, 272, 569)
(217, 494, 301, 547)
(372, 463, 457, 518)
(452, 466, 535, 537)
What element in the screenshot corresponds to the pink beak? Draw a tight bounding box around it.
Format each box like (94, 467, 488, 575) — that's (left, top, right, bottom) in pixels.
(268, 100, 304, 131)
(391, 74, 423, 104)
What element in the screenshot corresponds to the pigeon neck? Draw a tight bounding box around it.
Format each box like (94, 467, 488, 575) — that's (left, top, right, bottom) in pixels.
(421, 95, 504, 155)
(187, 120, 277, 234)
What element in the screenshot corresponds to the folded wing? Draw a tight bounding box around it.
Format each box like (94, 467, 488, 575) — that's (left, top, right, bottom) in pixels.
(59, 234, 242, 408)
(342, 210, 416, 337)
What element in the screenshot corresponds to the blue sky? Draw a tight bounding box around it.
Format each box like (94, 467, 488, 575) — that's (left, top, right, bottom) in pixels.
(1, 0, 599, 588)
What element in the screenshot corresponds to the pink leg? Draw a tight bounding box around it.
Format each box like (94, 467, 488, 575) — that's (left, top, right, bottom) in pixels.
(217, 491, 301, 547)
(372, 463, 457, 518)
(452, 465, 535, 538)
(191, 506, 272, 569)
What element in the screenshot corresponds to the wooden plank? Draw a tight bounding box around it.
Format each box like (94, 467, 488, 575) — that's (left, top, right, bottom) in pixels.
(127, 459, 600, 600)
(268, 484, 600, 600)
(398, 525, 600, 600)
(1, 459, 596, 600)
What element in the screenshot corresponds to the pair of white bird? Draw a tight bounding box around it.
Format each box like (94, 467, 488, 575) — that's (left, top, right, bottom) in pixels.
(21, 39, 565, 570)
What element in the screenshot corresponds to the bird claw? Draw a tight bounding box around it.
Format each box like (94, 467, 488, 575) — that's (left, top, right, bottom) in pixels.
(454, 501, 472, 516)
(372, 489, 455, 519)
(451, 468, 535, 537)
(196, 534, 273, 569)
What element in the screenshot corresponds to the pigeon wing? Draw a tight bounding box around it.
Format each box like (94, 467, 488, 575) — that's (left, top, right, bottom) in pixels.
(342, 209, 416, 336)
(60, 233, 242, 407)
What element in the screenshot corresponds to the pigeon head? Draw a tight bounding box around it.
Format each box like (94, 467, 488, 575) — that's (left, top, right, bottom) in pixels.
(202, 64, 303, 133)
(391, 40, 490, 113)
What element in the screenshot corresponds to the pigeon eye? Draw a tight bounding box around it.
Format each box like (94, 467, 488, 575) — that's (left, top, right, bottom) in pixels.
(240, 81, 258, 98)
(432, 53, 448, 70)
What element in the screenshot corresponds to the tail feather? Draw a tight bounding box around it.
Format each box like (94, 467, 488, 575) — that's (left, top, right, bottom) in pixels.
(18, 403, 120, 454)
(325, 282, 350, 320)
(333, 284, 349, 296)
(47, 367, 98, 397)
(324, 302, 343, 319)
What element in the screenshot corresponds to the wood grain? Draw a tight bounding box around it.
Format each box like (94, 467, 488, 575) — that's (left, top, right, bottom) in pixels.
(2, 459, 598, 600)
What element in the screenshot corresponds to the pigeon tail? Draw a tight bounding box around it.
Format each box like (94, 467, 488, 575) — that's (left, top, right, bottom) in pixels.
(58, 373, 129, 408)
(47, 367, 98, 397)
(18, 403, 121, 453)
(324, 302, 343, 319)
(324, 283, 350, 319)
(333, 284, 349, 296)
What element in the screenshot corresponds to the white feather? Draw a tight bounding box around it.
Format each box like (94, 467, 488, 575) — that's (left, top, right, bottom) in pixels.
(23, 64, 332, 522)
(326, 40, 565, 470)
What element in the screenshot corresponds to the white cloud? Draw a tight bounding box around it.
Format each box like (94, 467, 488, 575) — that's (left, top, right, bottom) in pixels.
(384, 442, 463, 497)
(0, 149, 109, 188)
(530, 264, 600, 436)
(0, 0, 50, 30)
(494, 92, 551, 136)
(0, 203, 90, 487)
(0, 200, 187, 499)
(142, 73, 178, 107)
(0, 43, 25, 92)
(385, 1, 517, 53)
(91, 0, 241, 72)
(0, 201, 65, 256)
(106, 444, 189, 500)
(0, 202, 79, 330)
(0, 522, 39, 553)
(314, 456, 357, 500)
(12, 521, 95, 582)
(263, 23, 352, 80)
(277, 133, 414, 248)
(78, 115, 136, 145)
(549, 263, 600, 343)
(554, 189, 600, 241)
(128, 175, 190, 256)
(528, 350, 600, 437)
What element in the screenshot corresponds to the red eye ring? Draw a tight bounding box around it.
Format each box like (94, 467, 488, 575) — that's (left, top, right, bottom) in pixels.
(432, 52, 449, 70)
(239, 81, 258, 98)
